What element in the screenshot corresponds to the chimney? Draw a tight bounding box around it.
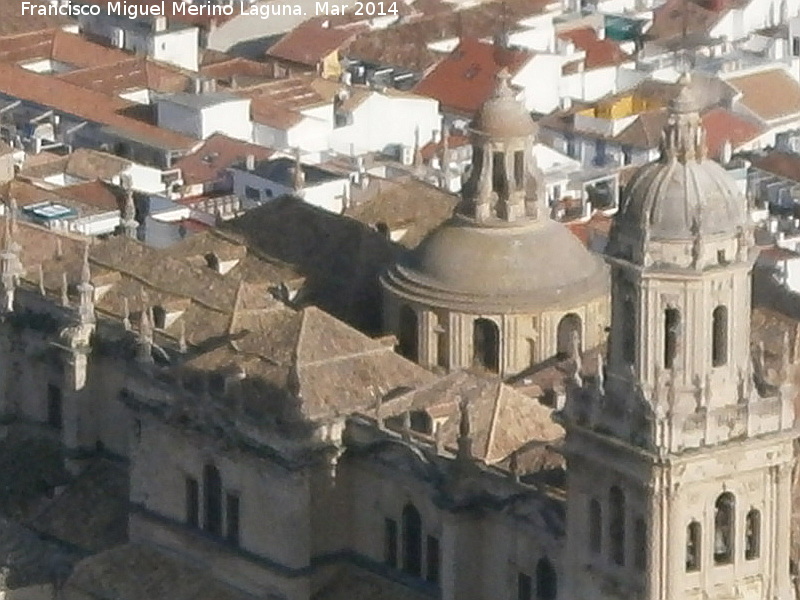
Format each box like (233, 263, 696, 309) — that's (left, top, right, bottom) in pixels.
(559, 96, 573, 111)
(432, 129, 441, 144)
(193, 77, 202, 94)
(245, 154, 255, 171)
(154, 16, 167, 32)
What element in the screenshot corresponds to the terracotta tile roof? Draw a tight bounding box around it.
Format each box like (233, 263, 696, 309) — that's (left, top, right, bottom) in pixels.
(750, 150, 800, 182)
(701, 107, 764, 159)
(344, 176, 458, 248)
(266, 22, 365, 67)
(0, 6, 68, 38)
(760, 245, 800, 261)
(413, 38, 534, 116)
(56, 181, 124, 212)
(646, 0, 740, 42)
(614, 109, 669, 149)
(725, 68, 800, 123)
(558, 27, 631, 70)
(173, 133, 275, 186)
(57, 58, 191, 95)
(84, 0, 238, 27)
(0, 30, 132, 69)
(63, 148, 132, 181)
(382, 370, 563, 464)
(199, 56, 274, 83)
(344, 0, 552, 72)
(227, 196, 401, 333)
(239, 76, 328, 128)
(420, 133, 469, 160)
(0, 62, 198, 150)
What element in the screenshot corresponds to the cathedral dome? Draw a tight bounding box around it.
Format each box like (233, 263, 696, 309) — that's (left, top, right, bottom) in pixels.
(618, 158, 745, 242)
(611, 75, 748, 251)
(384, 217, 608, 312)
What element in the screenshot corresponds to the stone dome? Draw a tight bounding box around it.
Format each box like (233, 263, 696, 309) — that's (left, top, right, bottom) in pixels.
(611, 74, 748, 250)
(616, 157, 747, 242)
(383, 216, 608, 312)
(471, 69, 537, 139)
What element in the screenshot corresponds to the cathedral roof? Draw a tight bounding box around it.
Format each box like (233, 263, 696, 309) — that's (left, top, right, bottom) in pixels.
(63, 543, 260, 600)
(383, 72, 608, 313)
(611, 74, 749, 250)
(381, 370, 564, 464)
(385, 217, 609, 312)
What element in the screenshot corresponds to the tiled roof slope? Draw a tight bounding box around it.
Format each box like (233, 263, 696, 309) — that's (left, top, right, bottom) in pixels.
(0, 62, 197, 150)
(725, 68, 800, 123)
(557, 27, 631, 69)
(226, 197, 400, 334)
(173, 133, 275, 186)
(382, 370, 564, 464)
(0, 30, 132, 69)
(413, 38, 533, 116)
(63, 543, 260, 600)
(267, 21, 365, 67)
(344, 0, 552, 72)
(344, 176, 458, 248)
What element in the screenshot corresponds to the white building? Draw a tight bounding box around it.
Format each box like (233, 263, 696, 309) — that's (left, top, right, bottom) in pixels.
(231, 156, 350, 213)
(156, 92, 252, 142)
(79, 14, 199, 71)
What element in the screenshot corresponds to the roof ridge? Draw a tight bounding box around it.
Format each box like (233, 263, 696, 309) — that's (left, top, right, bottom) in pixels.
(483, 378, 504, 461)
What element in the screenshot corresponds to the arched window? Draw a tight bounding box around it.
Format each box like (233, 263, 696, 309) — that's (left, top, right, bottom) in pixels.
(745, 509, 760, 560)
(473, 318, 500, 373)
(714, 493, 735, 565)
(535, 558, 557, 600)
(402, 503, 422, 577)
(398, 306, 418, 362)
(686, 521, 701, 571)
(203, 464, 222, 537)
(409, 411, 433, 435)
(205, 252, 220, 272)
(609, 486, 626, 566)
(556, 313, 582, 358)
(664, 308, 680, 369)
(634, 517, 647, 570)
(153, 306, 166, 329)
(712, 306, 728, 367)
(492, 151, 507, 197)
(589, 498, 602, 554)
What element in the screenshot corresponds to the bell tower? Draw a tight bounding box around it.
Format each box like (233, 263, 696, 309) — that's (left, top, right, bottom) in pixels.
(561, 75, 797, 600)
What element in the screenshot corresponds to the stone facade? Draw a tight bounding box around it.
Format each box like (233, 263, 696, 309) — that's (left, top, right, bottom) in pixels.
(563, 75, 798, 600)
(382, 71, 610, 377)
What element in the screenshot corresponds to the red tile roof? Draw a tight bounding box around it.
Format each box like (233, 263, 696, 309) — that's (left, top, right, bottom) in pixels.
(558, 27, 631, 70)
(266, 22, 365, 67)
(0, 62, 197, 151)
(57, 58, 190, 95)
(173, 134, 275, 187)
(726, 68, 800, 123)
(413, 38, 533, 116)
(57, 181, 123, 212)
(646, 0, 745, 41)
(0, 5, 68, 38)
(700, 107, 764, 159)
(84, 0, 237, 27)
(420, 134, 470, 160)
(0, 30, 132, 69)
(750, 150, 800, 183)
(344, 0, 551, 72)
